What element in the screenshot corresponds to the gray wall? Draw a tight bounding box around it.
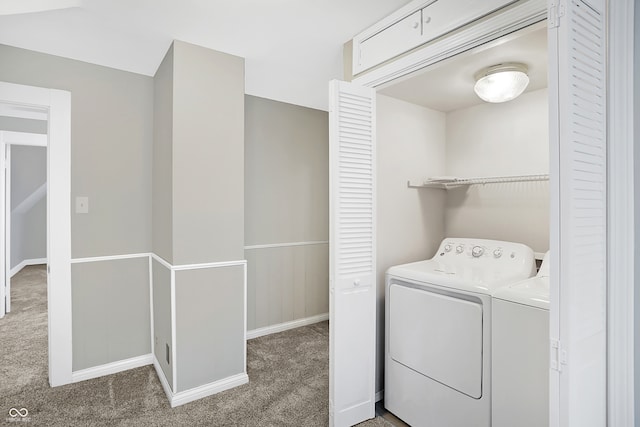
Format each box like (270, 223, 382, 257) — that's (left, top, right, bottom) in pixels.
(13, 197, 46, 268)
(152, 45, 174, 264)
(0, 44, 154, 371)
(151, 40, 246, 392)
(0, 44, 153, 257)
(244, 95, 329, 330)
(175, 265, 245, 392)
(11, 145, 46, 209)
(71, 257, 150, 371)
(244, 96, 328, 245)
(10, 145, 47, 269)
(171, 40, 244, 265)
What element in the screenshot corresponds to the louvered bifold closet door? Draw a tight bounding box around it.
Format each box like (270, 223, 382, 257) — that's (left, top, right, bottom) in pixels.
(328, 80, 376, 427)
(548, 1, 607, 426)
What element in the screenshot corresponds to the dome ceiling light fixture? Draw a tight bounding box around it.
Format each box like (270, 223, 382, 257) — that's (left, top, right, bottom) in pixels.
(473, 62, 530, 103)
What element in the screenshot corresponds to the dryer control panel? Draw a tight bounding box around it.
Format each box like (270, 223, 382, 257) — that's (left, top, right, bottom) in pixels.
(436, 238, 536, 278)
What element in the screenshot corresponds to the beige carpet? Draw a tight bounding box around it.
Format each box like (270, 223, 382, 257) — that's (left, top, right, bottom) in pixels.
(0, 265, 394, 426)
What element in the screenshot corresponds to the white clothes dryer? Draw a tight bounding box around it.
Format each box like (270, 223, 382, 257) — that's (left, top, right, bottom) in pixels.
(385, 238, 536, 427)
(492, 252, 550, 427)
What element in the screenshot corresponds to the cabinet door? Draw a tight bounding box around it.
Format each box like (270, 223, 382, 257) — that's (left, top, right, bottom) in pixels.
(357, 10, 423, 74)
(353, 0, 520, 75)
(421, 0, 517, 44)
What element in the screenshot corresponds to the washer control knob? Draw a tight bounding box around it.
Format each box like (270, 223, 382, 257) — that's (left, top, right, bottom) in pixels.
(456, 245, 464, 254)
(493, 248, 502, 258)
(472, 246, 484, 258)
(444, 244, 452, 252)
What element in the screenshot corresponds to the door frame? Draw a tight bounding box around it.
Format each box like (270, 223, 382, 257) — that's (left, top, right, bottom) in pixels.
(349, 0, 635, 424)
(606, 0, 635, 424)
(0, 131, 48, 315)
(0, 81, 72, 387)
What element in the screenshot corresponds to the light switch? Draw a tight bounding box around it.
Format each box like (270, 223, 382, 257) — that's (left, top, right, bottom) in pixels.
(76, 196, 89, 214)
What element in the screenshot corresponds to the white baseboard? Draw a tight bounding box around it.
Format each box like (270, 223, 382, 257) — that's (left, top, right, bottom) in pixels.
(153, 357, 248, 408)
(246, 313, 329, 340)
(170, 373, 249, 407)
(11, 257, 47, 277)
(72, 353, 153, 383)
(153, 357, 174, 403)
(375, 390, 384, 402)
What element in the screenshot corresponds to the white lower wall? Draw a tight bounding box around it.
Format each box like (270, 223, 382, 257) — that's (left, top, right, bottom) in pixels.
(245, 242, 328, 331)
(72, 253, 249, 408)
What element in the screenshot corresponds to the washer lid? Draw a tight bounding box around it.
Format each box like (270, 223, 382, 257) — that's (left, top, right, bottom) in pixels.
(493, 276, 550, 310)
(537, 251, 550, 278)
(387, 259, 534, 295)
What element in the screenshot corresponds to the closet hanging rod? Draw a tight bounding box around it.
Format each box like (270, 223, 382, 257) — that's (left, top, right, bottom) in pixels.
(407, 173, 550, 189)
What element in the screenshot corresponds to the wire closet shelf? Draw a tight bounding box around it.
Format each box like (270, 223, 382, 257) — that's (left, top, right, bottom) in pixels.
(407, 173, 550, 189)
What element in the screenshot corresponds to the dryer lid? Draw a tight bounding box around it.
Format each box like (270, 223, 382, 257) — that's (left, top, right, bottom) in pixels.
(387, 258, 534, 295)
(386, 238, 536, 295)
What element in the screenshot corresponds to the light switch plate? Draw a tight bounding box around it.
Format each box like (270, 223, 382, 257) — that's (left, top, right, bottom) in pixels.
(76, 196, 89, 214)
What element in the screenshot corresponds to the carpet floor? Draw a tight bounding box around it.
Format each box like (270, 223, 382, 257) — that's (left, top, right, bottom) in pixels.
(0, 265, 394, 426)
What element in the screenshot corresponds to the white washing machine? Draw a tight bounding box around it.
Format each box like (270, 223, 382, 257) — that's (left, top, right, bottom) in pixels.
(492, 252, 550, 427)
(385, 238, 536, 427)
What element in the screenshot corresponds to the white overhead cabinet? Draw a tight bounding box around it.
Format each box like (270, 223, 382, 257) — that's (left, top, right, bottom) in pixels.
(357, 10, 423, 74)
(420, 0, 516, 44)
(353, 0, 519, 74)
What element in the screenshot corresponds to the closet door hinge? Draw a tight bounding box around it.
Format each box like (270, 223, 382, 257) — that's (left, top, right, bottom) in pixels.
(548, 0, 565, 29)
(550, 339, 567, 372)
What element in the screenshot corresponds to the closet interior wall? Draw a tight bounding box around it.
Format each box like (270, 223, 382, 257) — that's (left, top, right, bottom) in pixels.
(445, 88, 550, 253)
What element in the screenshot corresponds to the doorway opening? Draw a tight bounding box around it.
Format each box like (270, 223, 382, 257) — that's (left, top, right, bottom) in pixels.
(0, 127, 48, 318)
(0, 82, 72, 387)
(375, 20, 550, 423)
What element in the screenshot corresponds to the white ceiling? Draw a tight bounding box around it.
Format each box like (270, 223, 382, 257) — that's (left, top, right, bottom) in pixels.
(0, 0, 412, 111)
(379, 22, 548, 112)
